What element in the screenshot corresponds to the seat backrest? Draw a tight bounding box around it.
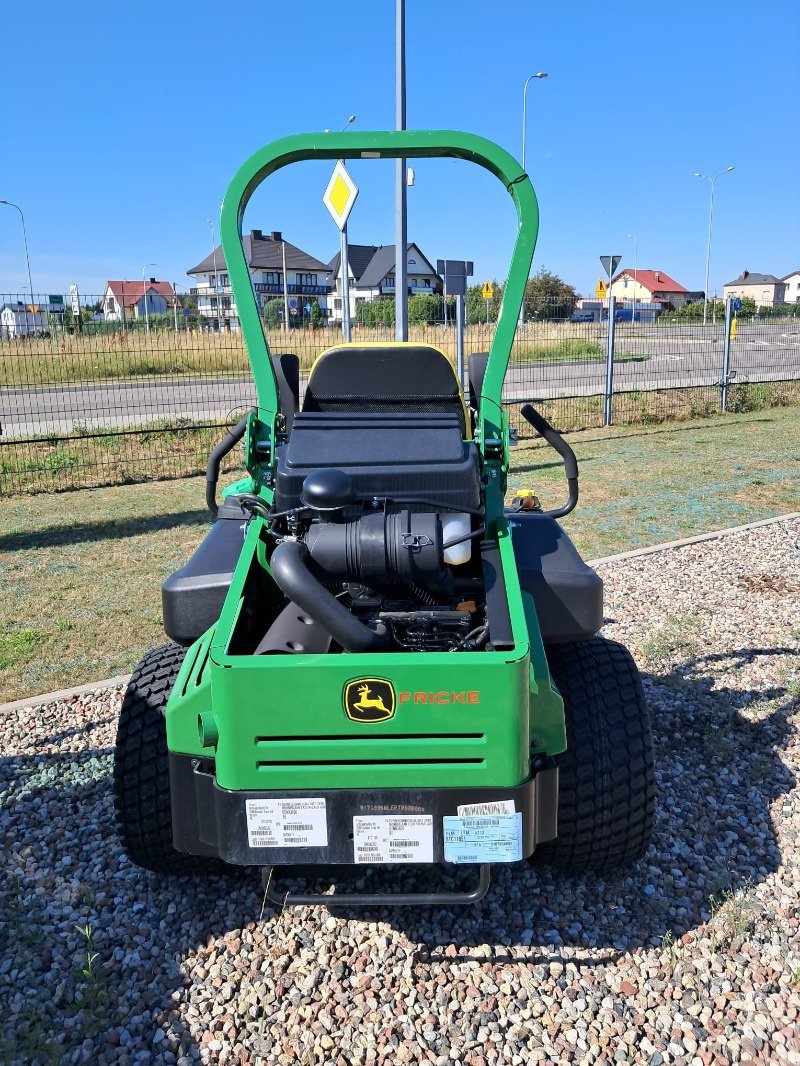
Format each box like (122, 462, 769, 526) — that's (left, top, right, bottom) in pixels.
(302, 343, 467, 437)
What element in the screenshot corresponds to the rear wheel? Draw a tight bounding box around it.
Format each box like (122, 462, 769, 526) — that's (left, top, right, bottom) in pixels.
(534, 637, 655, 873)
(113, 643, 226, 875)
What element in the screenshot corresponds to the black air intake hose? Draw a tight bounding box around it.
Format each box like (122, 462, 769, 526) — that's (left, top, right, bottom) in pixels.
(269, 540, 390, 653)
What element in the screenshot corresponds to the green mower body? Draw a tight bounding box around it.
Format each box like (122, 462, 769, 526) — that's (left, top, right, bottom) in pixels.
(114, 131, 654, 903)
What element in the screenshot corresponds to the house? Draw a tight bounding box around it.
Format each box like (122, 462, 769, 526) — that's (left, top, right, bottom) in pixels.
(781, 270, 800, 305)
(101, 280, 178, 322)
(187, 230, 330, 330)
(723, 270, 787, 308)
(0, 301, 48, 338)
(326, 243, 443, 324)
(607, 269, 701, 311)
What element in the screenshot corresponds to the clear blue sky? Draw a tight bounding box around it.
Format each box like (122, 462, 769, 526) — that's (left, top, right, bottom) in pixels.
(1, 0, 798, 299)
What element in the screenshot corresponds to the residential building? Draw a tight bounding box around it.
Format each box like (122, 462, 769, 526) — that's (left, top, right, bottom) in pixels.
(0, 301, 48, 338)
(781, 270, 800, 305)
(187, 230, 330, 330)
(607, 269, 701, 311)
(326, 243, 443, 324)
(723, 270, 787, 308)
(101, 280, 178, 322)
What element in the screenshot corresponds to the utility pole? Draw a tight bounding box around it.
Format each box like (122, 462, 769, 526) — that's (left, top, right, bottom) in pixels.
(281, 237, 290, 333)
(694, 166, 734, 325)
(0, 200, 35, 334)
(395, 0, 408, 341)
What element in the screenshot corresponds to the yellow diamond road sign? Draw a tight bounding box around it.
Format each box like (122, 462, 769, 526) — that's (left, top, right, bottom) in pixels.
(482, 282, 494, 299)
(323, 161, 359, 231)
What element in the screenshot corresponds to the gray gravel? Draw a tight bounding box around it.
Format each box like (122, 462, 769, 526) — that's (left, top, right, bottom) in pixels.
(1, 516, 799, 1065)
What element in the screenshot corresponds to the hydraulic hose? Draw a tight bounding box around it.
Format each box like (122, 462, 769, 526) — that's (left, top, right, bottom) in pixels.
(206, 413, 252, 517)
(520, 403, 579, 518)
(269, 539, 390, 653)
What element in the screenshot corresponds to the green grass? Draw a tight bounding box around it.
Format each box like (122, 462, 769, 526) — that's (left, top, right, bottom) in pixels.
(0, 406, 797, 702)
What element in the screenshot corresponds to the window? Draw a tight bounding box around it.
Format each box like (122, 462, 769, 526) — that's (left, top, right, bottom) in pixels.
(385, 275, 395, 287)
(334, 298, 342, 310)
(220, 274, 229, 286)
(299, 273, 317, 287)
(423, 278, 430, 288)
(265, 272, 280, 285)
(221, 297, 232, 311)
(210, 297, 218, 310)
(107, 297, 115, 312)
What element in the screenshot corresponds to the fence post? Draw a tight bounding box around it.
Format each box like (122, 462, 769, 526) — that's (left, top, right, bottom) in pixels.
(604, 294, 616, 426)
(721, 294, 733, 412)
(455, 293, 465, 391)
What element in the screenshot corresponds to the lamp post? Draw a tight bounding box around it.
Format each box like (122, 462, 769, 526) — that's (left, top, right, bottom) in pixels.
(395, 0, 408, 342)
(627, 234, 638, 323)
(694, 166, 734, 325)
(521, 72, 548, 172)
(0, 199, 35, 333)
(520, 72, 547, 328)
(206, 219, 222, 332)
(142, 262, 156, 336)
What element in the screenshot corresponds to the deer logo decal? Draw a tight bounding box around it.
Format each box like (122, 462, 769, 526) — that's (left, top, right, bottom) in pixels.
(344, 678, 396, 722)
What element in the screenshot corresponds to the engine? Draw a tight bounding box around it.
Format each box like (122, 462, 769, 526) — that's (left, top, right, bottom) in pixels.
(256, 409, 490, 654)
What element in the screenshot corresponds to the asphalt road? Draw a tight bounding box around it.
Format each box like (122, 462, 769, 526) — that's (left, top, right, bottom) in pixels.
(2, 322, 798, 438)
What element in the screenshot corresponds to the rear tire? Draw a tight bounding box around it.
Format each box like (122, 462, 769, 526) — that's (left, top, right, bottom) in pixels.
(113, 643, 227, 875)
(534, 637, 655, 874)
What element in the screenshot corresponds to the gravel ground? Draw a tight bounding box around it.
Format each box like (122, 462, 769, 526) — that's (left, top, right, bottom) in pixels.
(1, 516, 799, 1065)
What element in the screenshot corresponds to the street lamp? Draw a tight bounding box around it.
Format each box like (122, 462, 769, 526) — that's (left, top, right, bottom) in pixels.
(0, 199, 35, 333)
(520, 72, 547, 329)
(142, 262, 156, 336)
(521, 72, 548, 172)
(628, 234, 639, 323)
(206, 219, 222, 332)
(694, 166, 734, 325)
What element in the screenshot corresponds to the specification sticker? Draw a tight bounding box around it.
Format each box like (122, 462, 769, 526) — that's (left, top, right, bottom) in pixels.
(443, 813, 523, 864)
(245, 798, 328, 849)
(456, 800, 516, 817)
(353, 815, 433, 864)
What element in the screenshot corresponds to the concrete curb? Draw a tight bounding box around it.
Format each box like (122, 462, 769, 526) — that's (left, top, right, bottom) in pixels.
(4, 511, 797, 712)
(587, 511, 799, 567)
(0, 674, 130, 714)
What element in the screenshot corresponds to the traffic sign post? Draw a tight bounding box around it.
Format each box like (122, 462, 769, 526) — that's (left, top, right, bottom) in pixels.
(437, 260, 473, 387)
(70, 284, 82, 333)
(482, 281, 493, 326)
(323, 161, 359, 342)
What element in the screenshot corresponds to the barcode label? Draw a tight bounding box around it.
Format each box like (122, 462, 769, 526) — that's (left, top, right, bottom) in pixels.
(353, 815, 433, 864)
(246, 799, 327, 848)
(456, 800, 516, 817)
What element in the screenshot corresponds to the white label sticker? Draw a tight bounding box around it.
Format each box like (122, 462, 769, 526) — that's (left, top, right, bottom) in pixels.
(456, 800, 516, 817)
(245, 798, 328, 848)
(443, 813, 523, 864)
(353, 815, 433, 864)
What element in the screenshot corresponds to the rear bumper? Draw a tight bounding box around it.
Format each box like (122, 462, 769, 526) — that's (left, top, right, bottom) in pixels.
(169, 753, 558, 866)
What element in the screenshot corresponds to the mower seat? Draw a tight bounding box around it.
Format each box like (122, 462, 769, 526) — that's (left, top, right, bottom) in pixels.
(302, 344, 468, 438)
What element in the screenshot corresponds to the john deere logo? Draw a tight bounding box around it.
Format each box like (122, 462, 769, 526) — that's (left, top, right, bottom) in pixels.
(344, 678, 395, 723)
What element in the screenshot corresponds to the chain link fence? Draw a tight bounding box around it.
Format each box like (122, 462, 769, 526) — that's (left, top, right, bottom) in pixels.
(1, 292, 798, 493)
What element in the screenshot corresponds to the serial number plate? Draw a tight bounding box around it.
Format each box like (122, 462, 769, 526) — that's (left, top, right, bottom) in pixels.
(353, 815, 433, 864)
(245, 798, 328, 848)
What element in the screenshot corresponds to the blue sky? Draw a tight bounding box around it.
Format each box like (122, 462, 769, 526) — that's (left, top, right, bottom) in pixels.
(1, 0, 798, 299)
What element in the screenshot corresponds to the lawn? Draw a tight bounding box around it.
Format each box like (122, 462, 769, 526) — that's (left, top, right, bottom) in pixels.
(0, 406, 797, 703)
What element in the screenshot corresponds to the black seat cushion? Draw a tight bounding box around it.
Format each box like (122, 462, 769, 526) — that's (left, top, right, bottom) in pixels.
(302, 344, 467, 438)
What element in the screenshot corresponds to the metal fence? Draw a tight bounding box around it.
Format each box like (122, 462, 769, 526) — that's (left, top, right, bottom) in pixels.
(1, 293, 798, 493)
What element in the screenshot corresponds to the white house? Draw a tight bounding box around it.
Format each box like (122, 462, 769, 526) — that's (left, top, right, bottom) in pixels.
(781, 270, 800, 305)
(325, 243, 442, 324)
(0, 302, 48, 338)
(187, 230, 331, 330)
(101, 280, 178, 322)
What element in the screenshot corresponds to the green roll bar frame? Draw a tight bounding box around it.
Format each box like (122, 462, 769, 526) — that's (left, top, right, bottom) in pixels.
(219, 130, 539, 462)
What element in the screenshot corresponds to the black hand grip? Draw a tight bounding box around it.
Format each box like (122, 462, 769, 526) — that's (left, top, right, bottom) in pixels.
(206, 413, 252, 517)
(519, 404, 579, 518)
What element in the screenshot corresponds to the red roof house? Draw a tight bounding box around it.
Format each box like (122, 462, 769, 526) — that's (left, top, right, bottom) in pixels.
(101, 279, 179, 320)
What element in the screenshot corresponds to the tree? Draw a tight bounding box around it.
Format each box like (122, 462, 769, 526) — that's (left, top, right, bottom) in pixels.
(309, 300, 325, 329)
(523, 267, 579, 321)
(262, 298, 284, 328)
